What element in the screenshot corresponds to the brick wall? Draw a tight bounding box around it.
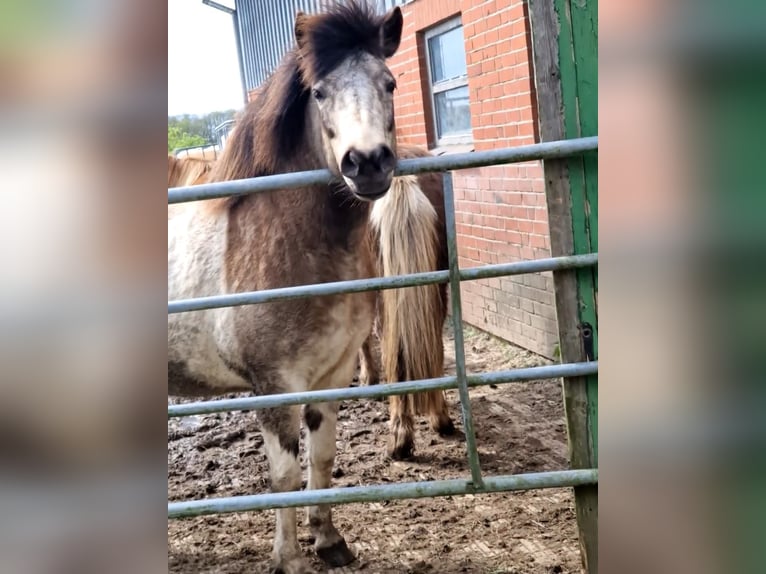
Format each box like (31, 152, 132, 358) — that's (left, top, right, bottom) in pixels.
(388, 0, 559, 358)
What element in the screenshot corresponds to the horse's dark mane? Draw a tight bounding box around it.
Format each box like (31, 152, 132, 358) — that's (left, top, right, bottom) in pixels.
(296, 0, 389, 84)
(210, 51, 309, 185)
(210, 1, 388, 188)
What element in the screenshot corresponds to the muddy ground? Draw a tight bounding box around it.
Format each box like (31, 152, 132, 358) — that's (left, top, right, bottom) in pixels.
(168, 324, 581, 573)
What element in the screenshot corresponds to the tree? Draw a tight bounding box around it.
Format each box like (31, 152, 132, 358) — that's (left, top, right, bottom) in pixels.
(168, 109, 237, 151)
(168, 125, 206, 153)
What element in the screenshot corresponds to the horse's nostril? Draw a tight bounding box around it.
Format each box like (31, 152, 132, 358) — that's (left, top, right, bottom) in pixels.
(341, 149, 361, 178)
(372, 144, 395, 172)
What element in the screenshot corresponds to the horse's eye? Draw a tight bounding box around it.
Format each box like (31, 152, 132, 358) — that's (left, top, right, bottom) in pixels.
(311, 88, 325, 101)
(385, 80, 396, 93)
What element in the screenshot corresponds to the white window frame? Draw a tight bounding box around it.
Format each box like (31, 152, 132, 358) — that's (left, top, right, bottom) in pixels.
(378, 0, 415, 10)
(424, 17, 472, 147)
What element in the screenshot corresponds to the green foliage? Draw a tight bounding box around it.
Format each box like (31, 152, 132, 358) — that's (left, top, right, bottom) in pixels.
(168, 125, 206, 153)
(167, 109, 237, 152)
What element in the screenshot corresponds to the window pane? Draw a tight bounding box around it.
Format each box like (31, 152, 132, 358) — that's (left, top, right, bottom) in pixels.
(434, 85, 471, 138)
(428, 26, 467, 83)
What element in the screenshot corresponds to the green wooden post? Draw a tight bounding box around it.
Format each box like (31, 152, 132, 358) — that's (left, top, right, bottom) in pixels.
(528, 0, 598, 572)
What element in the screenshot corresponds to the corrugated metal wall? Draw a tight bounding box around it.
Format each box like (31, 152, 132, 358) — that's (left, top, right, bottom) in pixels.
(236, 0, 323, 92)
(235, 1, 413, 92)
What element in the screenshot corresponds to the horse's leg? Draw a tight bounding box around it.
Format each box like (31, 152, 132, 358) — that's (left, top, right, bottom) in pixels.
(426, 390, 456, 436)
(357, 334, 379, 386)
(387, 394, 416, 459)
(303, 401, 356, 567)
(260, 405, 313, 574)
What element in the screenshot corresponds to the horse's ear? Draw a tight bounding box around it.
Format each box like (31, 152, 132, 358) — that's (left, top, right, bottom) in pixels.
(380, 7, 403, 58)
(294, 11, 309, 51)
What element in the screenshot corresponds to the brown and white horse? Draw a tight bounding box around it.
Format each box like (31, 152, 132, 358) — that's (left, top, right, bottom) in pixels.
(169, 3, 408, 572)
(169, 148, 455, 461)
(168, 150, 455, 459)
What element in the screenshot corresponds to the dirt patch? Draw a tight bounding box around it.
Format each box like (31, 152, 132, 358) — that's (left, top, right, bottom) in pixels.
(168, 324, 580, 573)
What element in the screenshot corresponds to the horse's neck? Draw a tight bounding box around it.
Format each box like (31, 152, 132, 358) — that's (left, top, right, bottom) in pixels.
(275, 108, 371, 243)
(236, 134, 370, 254)
(219, 99, 370, 260)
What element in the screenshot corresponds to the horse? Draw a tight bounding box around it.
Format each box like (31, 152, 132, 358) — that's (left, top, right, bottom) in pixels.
(360, 144, 455, 459)
(168, 145, 455, 460)
(168, 3, 408, 572)
(167, 154, 213, 188)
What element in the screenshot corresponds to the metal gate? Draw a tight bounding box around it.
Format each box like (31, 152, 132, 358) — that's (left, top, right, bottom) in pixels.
(167, 136, 598, 517)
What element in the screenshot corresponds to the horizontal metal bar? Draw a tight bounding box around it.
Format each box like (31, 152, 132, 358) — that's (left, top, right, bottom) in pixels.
(168, 468, 598, 518)
(168, 252, 597, 314)
(170, 168, 334, 204)
(397, 136, 597, 175)
(168, 361, 598, 417)
(168, 136, 598, 204)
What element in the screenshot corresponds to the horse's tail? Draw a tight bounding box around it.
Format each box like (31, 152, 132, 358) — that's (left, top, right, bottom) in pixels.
(370, 171, 453, 444)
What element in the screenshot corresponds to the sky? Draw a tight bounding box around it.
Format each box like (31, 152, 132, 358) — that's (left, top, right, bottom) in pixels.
(168, 0, 245, 116)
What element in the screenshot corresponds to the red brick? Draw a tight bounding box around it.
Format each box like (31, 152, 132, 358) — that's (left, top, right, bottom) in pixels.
(529, 234, 547, 249)
(519, 122, 534, 137)
(510, 34, 527, 51)
(498, 68, 513, 83)
(522, 193, 544, 206)
(511, 206, 529, 218)
(531, 208, 548, 221)
(517, 220, 533, 233)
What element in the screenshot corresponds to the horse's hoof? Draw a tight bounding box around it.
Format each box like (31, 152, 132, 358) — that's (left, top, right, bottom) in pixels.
(316, 539, 356, 567)
(387, 437, 415, 460)
(436, 418, 456, 437)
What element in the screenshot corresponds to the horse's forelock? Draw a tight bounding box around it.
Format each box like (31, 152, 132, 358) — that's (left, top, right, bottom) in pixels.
(297, 0, 386, 84)
(211, 2, 389, 189)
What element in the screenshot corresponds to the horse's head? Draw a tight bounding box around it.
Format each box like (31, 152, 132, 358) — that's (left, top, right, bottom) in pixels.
(295, 2, 403, 201)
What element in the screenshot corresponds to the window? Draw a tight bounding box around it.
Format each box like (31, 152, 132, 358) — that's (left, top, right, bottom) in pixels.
(378, 0, 414, 10)
(424, 18, 471, 146)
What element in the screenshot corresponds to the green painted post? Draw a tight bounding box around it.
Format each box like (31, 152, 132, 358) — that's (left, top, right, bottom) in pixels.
(528, 0, 599, 572)
(557, 0, 599, 463)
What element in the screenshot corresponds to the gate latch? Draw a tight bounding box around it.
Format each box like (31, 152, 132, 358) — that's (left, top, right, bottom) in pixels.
(580, 322, 595, 361)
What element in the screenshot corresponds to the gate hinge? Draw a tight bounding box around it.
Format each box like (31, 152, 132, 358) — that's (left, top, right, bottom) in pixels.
(580, 322, 595, 361)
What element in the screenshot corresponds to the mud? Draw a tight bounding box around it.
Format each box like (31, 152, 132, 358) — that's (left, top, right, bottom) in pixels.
(169, 324, 581, 573)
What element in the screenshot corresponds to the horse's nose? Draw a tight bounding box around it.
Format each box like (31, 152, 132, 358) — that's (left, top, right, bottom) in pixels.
(341, 145, 395, 179)
(369, 144, 396, 172)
